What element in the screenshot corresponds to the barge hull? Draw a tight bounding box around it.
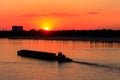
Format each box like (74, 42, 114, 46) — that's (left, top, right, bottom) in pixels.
(17, 50, 57, 60)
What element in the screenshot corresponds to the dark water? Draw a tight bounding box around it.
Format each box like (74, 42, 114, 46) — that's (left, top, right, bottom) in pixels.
(0, 38, 120, 80)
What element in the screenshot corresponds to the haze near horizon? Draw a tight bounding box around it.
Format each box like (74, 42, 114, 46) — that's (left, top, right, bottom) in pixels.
(0, 0, 120, 30)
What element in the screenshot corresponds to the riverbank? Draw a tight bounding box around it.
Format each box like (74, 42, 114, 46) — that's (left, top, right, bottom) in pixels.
(8, 36, 120, 43)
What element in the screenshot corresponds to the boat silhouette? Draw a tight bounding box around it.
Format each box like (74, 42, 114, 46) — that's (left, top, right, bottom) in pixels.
(17, 50, 73, 62)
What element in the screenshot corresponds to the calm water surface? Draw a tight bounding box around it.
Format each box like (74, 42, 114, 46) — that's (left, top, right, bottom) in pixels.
(0, 38, 120, 80)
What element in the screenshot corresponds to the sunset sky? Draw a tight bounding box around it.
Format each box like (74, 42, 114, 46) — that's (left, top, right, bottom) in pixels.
(0, 0, 120, 30)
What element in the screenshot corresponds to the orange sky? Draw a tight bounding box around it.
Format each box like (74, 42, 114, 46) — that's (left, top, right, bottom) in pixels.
(0, 0, 120, 30)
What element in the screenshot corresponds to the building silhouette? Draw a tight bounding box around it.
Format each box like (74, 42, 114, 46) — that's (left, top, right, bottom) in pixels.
(12, 26, 23, 31)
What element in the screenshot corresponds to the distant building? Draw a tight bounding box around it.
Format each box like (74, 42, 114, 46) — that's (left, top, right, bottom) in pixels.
(12, 26, 23, 31)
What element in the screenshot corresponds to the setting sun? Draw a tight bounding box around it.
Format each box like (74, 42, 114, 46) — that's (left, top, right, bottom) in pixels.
(44, 27, 49, 30)
(42, 23, 51, 30)
(36, 17, 59, 30)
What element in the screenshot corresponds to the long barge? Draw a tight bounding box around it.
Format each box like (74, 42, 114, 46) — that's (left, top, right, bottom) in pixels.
(17, 50, 73, 62)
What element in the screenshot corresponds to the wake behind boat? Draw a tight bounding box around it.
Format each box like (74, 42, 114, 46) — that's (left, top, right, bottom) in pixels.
(17, 50, 119, 70)
(17, 50, 73, 62)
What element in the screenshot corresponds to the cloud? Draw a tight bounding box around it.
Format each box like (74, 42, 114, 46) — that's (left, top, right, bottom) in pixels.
(17, 12, 78, 17)
(17, 14, 41, 17)
(88, 12, 99, 14)
(46, 12, 78, 16)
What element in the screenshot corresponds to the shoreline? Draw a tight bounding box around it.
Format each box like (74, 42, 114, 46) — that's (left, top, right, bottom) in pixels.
(7, 36, 120, 43)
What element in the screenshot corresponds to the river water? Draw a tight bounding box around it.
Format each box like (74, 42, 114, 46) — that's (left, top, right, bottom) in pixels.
(0, 38, 120, 80)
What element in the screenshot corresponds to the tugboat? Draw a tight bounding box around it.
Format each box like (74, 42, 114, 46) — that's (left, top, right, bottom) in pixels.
(57, 52, 73, 62)
(17, 50, 73, 62)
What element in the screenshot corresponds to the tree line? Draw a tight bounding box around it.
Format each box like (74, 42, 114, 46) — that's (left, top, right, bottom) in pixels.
(0, 29, 120, 38)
